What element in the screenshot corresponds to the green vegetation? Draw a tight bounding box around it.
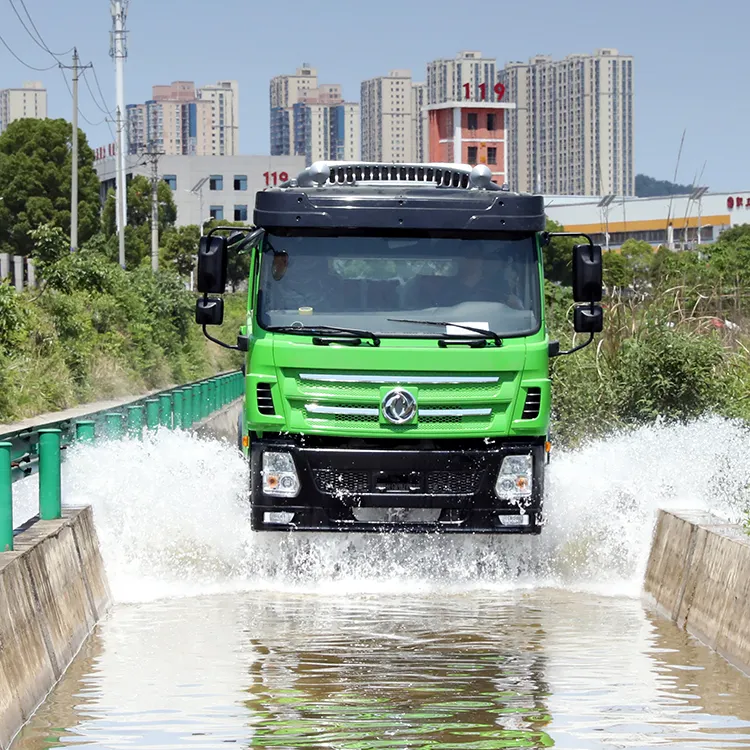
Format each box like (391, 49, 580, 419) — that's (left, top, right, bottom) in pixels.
(635, 174, 695, 198)
(0, 118, 246, 423)
(548, 233, 750, 446)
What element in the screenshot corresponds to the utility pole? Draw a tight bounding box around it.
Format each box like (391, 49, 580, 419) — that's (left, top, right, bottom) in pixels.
(142, 143, 165, 272)
(110, 1, 130, 269)
(59, 50, 92, 252)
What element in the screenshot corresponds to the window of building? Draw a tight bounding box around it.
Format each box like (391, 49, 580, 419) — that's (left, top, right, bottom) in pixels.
(233, 175, 247, 191)
(467, 146, 478, 165)
(467, 113, 478, 131)
(486, 113, 496, 131)
(162, 174, 177, 190)
(209, 205, 224, 220)
(487, 147, 497, 165)
(234, 204, 248, 222)
(209, 175, 223, 190)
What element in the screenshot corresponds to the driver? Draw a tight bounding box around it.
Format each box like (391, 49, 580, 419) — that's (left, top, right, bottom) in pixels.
(448, 255, 524, 309)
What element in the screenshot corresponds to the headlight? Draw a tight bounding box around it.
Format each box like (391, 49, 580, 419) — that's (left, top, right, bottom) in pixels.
(495, 454, 533, 501)
(262, 452, 301, 498)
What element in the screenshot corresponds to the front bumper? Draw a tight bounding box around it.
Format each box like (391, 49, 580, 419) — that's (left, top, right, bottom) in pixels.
(249, 436, 545, 533)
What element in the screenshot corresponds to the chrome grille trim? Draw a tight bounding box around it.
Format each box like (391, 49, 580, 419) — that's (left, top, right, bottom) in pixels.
(306, 404, 379, 416)
(419, 408, 491, 417)
(299, 374, 499, 385)
(304, 405, 491, 418)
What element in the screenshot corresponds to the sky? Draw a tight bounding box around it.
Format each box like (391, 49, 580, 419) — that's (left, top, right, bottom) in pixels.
(0, 0, 748, 191)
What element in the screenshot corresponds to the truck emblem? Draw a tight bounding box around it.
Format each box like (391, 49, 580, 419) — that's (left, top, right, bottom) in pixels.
(382, 388, 417, 425)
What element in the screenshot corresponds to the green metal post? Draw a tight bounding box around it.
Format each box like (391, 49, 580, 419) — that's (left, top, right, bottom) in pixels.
(76, 420, 96, 443)
(173, 390, 184, 429)
(0, 442, 13, 552)
(159, 394, 172, 428)
(127, 406, 144, 438)
(145, 399, 160, 430)
(105, 412, 124, 440)
(200, 383, 208, 419)
(219, 377, 226, 406)
(183, 389, 193, 429)
(210, 380, 217, 414)
(236, 373, 242, 399)
(192, 385, 201, 423)
(38, 429, 62, 521)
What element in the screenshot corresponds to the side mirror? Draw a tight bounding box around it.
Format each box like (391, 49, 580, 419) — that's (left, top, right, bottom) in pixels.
(197, 236, 228, 294)
(574, 304, 603, 333)
(572, 243, 603, 303)
(196, 297, 224, 326)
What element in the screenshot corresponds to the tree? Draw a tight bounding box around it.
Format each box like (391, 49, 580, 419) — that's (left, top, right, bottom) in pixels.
(542, 219, 575, 285)
(102, 176, 178, 268)
(161, 225, 200, 277)
(0, 118, 100, 255)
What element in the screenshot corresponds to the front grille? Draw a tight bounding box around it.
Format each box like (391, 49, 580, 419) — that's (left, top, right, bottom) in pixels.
(522, 388, 542, 420)
(314, 469, 370, 495)
(426, 471, 481, 495)
(257, 383, 275, 415)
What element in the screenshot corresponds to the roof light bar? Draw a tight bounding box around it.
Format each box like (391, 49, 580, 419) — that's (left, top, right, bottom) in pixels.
(294, 161, 501, 191)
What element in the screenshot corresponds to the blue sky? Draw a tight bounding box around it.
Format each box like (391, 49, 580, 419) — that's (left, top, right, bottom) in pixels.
(1, 0, 748, 191)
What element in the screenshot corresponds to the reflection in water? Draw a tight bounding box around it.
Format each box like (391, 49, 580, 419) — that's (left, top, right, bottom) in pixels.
(243, 595, 553, 748)
(14, 592, 750, 750)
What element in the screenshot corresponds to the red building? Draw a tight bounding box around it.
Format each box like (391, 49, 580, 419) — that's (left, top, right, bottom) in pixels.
(426, 102, 514, 185)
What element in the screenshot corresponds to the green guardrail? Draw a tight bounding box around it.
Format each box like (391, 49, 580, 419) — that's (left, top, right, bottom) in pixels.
(0, 370, 245, 552)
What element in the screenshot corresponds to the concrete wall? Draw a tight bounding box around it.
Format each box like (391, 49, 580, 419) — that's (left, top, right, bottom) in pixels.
(644, 510, 750, 676)
(0, 507, 111, 750)
(194, 398, 243, 446)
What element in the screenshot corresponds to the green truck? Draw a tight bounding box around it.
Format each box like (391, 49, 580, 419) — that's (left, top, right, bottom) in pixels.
(195, 162, 603, 534)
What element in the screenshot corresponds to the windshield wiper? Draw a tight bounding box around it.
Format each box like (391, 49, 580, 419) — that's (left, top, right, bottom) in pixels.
(266, 325, 381, 347)
(387, 318, 502, 347)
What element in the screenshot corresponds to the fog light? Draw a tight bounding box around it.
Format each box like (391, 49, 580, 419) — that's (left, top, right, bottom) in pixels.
(498, 514, 530, 527)
(264, 511, 296, 524)
(262, 452, 301, 498)
(495, 454, 533, 501)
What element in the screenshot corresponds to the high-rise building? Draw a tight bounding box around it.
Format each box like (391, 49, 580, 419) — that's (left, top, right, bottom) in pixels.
(410, 82, 428, 163)
(270, 65, 318, 156)
(0, 82, 47, 134)
(427, 51, 500, 106)
(270, 66, 359, 164)
(126, 81, 238, 157)
(501, 49, 634, 196)
(360, 70, 417, 162)
(198, 81, 239, 156)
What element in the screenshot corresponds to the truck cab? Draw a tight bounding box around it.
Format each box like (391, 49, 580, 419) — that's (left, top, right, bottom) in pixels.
(196, 162, 603, 534)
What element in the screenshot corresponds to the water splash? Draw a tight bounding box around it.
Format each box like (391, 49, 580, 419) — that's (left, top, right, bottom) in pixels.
(12, 417, 750, 603)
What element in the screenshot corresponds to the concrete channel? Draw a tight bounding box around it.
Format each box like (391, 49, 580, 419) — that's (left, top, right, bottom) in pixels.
(1, 409, 750, 748)
(0, 400, 242, 750)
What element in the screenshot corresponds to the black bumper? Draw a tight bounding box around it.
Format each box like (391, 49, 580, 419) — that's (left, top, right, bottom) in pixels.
(249, 435, 545, 534)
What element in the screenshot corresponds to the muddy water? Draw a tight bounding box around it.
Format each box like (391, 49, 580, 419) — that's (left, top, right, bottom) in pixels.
(13, 590, 750, 749)
(10, 419, 750, 748)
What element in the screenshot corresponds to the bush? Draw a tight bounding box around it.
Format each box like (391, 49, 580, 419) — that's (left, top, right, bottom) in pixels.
(0, 235, 242, 422)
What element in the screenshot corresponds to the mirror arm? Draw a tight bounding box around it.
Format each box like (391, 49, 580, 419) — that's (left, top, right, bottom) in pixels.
(201, 324, 242, 351)
(552, 331, 594, 357)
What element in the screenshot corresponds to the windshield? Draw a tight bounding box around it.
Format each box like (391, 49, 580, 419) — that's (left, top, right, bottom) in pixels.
(257, 233, 541, 338)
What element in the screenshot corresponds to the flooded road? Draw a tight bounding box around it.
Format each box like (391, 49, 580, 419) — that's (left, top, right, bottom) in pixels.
(10, 418, 750, 748)
(13, 590, 750, 749)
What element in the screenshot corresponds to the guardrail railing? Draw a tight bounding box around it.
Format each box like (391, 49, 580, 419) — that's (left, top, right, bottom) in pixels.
(0, 370, 244, 552)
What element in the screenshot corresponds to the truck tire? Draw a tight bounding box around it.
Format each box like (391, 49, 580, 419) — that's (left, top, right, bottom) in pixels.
(237, 411, 244, 453)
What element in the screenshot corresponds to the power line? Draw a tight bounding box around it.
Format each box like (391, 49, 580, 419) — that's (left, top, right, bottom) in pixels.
(89, 64, 115, 118)
(7, 0, 72, 59)
(59, 67, 106, 127)
(81, 69, 116, 140)
(0, 31, 56, 70)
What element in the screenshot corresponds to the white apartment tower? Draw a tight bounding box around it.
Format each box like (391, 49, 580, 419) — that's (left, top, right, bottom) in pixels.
(426, 51, 499, 105)
(0, 82, 47, 134)
(502, 49, 634, 196)
(410, 82, 428, 162)
(198, 81, 239, 156)
(270, 65, 318, 155)
(127, 81, 238, 157)
(361, 70, 419, 162)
